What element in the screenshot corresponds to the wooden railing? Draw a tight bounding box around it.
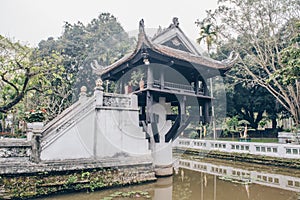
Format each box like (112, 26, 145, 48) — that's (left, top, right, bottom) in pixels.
(151, 80, 204, 95)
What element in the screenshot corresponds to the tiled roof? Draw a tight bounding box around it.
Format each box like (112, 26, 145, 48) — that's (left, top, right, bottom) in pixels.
(96, 19, 236, 76)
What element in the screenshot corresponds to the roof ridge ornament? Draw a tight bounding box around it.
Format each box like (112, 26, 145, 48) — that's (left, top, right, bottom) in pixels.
(139, 19, 145, 33)
(172, 17, 179, 27)
(91, 60, 104, 75)
(221, 51, 239, 65)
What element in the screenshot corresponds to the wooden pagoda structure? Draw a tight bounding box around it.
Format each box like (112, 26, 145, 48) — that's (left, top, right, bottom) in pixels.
(95, 18, 234, 143)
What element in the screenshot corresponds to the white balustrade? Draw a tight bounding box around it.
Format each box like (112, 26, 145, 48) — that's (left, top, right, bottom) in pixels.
(174, 138, 300, 159)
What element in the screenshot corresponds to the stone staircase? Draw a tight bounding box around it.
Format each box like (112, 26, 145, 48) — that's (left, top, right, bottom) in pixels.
(41, 96, 96, 149)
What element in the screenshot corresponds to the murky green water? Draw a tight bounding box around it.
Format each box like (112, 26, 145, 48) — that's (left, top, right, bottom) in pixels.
(37, 156, 300, 200)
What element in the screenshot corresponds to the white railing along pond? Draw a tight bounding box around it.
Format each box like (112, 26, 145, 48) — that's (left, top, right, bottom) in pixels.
(174, 138, 300, 159)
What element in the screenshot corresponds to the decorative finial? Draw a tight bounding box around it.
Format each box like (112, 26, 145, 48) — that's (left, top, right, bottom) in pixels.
(95, 78, 104, 91)
(172, 17, 179, 27)
(79, 86, 87, 101)
(80, 86, 87, 93)
(139, 19, 145, 32)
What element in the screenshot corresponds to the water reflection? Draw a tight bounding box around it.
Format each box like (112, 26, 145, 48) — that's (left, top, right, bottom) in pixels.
(173, 157, 300, 200)
(38, 157, 300, 200)
(175, 158, 300, 193)
(153, 176, 172, 200)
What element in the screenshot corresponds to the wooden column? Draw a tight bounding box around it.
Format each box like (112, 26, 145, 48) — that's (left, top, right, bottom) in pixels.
(195, 76, 199, 95)
(119, 78, 123, 94)
(202, 80, 210, 123)
(203, 80, 209, 96)
(204, 101, 210, 124)
(180, 96, 187, 123)
(147, 65, 154, 88)
(146, 91, 153, 124)
(160, 68, 165, 89)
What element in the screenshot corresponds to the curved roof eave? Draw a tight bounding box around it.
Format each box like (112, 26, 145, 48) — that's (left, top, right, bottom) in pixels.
(98, 19, 234, 77)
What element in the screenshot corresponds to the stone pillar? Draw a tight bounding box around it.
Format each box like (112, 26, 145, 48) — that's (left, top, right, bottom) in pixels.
(94, 78, 104, 106)
(152, 142, 173, 177)
(149, 97, 173, 177)
(31, 133, 41, 163)
(30, 122, 43, 163)
(26, 123, 33, 141)
(94, 79, 104, 158)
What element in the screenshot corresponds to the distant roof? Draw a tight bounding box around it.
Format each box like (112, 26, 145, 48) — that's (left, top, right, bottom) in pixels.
(94, 18, 237, 79)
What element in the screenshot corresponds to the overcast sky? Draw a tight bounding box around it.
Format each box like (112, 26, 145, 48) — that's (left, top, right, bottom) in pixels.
(0, 0, 218, 46)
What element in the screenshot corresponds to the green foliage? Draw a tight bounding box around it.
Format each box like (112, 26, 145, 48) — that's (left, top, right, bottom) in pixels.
(189, 131, 198, 139)
(81, 171, 90, 179)
(276, 21, 300, 85)
(226, 81, 278, 129)
(1, 12, 135, 129)
(38, 13, 135, 97)
(130, 69, 145, 86)
(198, 0, 300, 125)
(0, 35, 65, 121)
(225, 116, 239, 131)
(259, 119, 268, 129)
(24, 108, 47, 122)
(65, 174, 78, 185)
(195, 21, 218, 54)
(101, 190, 151, 200)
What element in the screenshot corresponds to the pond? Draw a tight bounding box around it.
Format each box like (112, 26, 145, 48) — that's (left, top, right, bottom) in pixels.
(36, 155, 300, 200)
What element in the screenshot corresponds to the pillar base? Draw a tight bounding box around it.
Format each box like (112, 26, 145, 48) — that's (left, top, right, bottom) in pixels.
(154, 165, 173, 177)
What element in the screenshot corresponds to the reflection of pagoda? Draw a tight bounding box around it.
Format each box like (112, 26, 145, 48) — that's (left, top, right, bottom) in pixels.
(95, 18, 235, 176)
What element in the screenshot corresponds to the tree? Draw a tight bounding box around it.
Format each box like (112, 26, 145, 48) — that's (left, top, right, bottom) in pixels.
(36, 13, 135, 119)
(226, 81, 277, 129)
(198, 0, 300, 126)
(195, 21, 218, 54)
(0, 35, 64, 114)
(38, 13, 135, 97)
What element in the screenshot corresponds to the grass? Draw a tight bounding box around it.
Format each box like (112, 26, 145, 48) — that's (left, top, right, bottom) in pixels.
(218, 137, 278, 143)
(249, 138, 278, 143)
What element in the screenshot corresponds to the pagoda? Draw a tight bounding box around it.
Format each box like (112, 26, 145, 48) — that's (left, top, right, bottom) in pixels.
(94, 18, 235, 176)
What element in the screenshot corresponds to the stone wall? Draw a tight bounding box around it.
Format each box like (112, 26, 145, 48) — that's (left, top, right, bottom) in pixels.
(40, 91, 150, 161)
(0, 139, 31, 163)
(0, 156, 156, 199)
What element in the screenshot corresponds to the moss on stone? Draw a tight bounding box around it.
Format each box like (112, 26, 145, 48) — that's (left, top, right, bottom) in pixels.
(0, 165, 156, 199)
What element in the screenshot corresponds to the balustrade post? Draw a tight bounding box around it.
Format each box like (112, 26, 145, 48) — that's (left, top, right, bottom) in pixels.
(79, 86, 88, 102)
(30, 122, 43, 163)
(94, 78, 104, 106)
(130, 94, 138, 109)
